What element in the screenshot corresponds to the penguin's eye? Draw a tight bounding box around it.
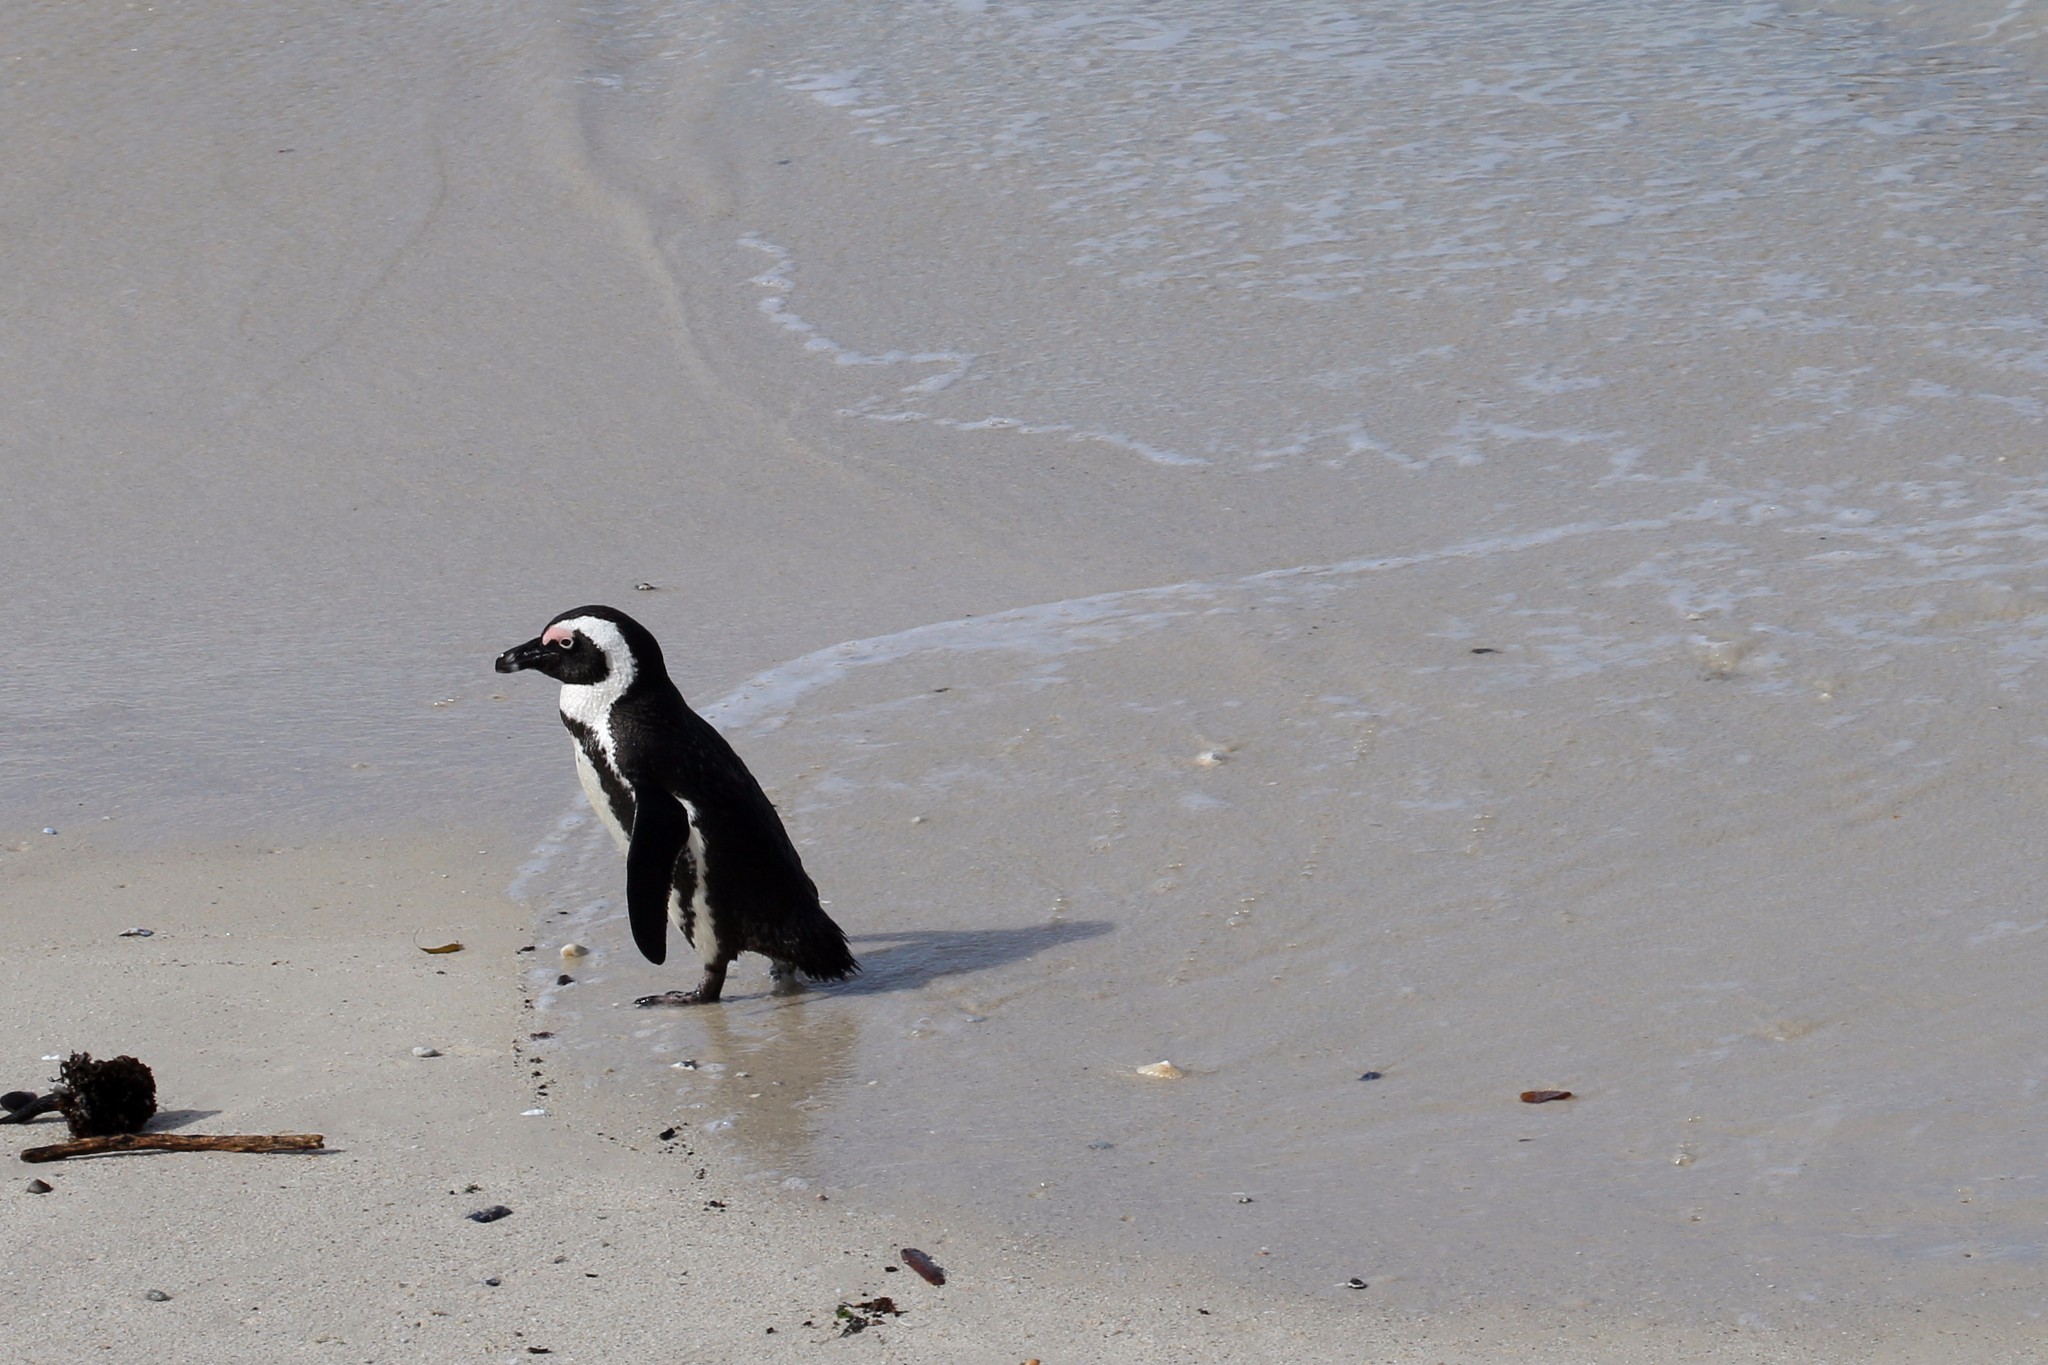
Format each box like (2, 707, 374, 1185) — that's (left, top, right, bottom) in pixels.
(554, 636, 576, 650)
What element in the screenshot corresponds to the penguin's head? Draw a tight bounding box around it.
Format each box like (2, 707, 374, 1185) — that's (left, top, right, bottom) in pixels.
(495, 606, 664, 689)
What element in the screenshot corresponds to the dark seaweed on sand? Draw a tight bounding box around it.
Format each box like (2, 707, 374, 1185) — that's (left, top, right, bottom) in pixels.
(55, 1053, 157, 1137)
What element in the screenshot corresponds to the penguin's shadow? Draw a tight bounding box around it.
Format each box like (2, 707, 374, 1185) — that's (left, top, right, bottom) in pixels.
(831, 919, 1112, 996)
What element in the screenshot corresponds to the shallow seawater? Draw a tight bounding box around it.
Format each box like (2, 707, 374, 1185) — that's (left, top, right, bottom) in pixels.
(520, 0, 2048, 1328)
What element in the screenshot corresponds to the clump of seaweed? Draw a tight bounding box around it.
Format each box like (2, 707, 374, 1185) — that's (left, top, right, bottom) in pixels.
(54, 1052, 157, 1137)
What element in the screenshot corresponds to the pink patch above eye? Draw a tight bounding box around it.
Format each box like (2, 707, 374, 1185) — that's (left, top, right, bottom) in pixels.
(541, 624, 576, 646)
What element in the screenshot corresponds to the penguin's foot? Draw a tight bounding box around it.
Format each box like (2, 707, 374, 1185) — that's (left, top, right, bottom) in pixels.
(635, 962, 729, 1008)
(768, 960, 807, 995)
(634, 990, 711, 1008)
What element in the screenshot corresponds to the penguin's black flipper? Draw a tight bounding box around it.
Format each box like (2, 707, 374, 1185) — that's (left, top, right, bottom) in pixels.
(625, 789, 688, 966)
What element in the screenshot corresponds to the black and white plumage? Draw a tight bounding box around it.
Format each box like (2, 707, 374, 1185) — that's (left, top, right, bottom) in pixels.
(495, 605, 857, 1005)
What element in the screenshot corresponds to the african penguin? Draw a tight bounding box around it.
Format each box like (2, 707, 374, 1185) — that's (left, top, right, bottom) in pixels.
(495, 605, 857, 1005)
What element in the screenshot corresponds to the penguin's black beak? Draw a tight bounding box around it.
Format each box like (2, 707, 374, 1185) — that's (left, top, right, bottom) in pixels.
(496, 638, 547, 674)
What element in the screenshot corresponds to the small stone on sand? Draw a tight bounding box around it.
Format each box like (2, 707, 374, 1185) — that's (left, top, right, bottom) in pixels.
(412, 1046, 440, 1058)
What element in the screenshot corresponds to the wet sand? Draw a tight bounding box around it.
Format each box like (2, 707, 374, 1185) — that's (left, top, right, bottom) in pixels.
(0, 830, 2014, 1362)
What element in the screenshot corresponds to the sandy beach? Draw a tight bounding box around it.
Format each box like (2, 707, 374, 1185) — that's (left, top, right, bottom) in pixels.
(8, 0, 2048, 1358)
(3, 830, 2009, 1363)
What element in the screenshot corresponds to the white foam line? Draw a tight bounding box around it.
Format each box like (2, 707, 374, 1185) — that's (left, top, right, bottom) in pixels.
(741, 235, 1207, 466)
(740, 235, 973, 393)
(507, 501, 1728, 895)
(507, 808, 590, 902)
(702, 511, 1704, 736)
(836, 403, 1209, 467)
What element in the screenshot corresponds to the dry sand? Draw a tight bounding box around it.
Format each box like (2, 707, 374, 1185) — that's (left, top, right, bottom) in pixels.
(8, 0, 2048, 1358)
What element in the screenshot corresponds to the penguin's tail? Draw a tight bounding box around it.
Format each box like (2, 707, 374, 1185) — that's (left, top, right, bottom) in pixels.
(781, 911, 860, 983)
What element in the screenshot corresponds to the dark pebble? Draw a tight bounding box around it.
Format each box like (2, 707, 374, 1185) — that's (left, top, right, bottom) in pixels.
(1346, 1277, 1368, 1289)
(527, 1349, 552, 1356)
(1087, 1140, 1115, 1149)
(1358, 1071, 1383, 1082)
(144, 1289, 171, 1302)
(26, 1179, 52, 1194)
(467, 1205, 514, 1224)
(556, 974, 574, 986)
(659, 1127, 678, 1141)
(484, 1277, 502, 1286)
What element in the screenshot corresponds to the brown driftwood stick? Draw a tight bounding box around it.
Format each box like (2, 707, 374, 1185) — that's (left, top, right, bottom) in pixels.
(21, 1133, 325, 1163)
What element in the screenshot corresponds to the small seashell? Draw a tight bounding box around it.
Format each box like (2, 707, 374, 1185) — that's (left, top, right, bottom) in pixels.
(1136, 1061, 1184, 1080)
(119, 928, 154, 938)
(1194, 751, 1226, 767)
(420, 941, 463, 954)
(1520, 1089, 1574, 1104)
(1344, 1277, 1368, 1289)
(144, 1289, 171, 1302)
(412, 1046, 440, 1058)
(26, 1178, 52, 1194)
(559, 943, 588, 960)
(521, 1108, 549, 1117)
(41, 827, 56, 836)
(634, 582, 658, 591)
(467, 1205, 513, 1223)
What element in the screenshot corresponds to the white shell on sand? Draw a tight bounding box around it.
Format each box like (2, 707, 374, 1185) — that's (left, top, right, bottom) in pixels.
(1194, 751, 1226, 767)
(560, 943, 589, 959)
(411, 1046, 440, 1058)
(1136, 1061, 1184, 1079)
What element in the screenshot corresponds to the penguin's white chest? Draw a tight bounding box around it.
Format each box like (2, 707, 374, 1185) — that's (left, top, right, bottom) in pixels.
(572, 740, 630, 852)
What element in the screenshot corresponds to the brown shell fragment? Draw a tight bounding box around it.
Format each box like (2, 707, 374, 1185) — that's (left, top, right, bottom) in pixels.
(899, 1247, 945, 1285)
(420, 942, 464, 954)
(1519, 1089, 1574, 1104)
